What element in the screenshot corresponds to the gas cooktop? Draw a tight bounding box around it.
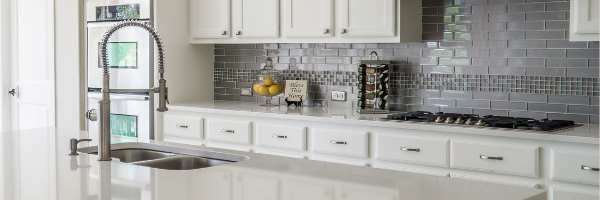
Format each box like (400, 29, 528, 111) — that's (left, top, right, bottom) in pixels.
(384, 111, 578, 131)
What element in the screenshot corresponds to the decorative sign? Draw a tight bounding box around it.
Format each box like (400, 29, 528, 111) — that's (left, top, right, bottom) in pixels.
(284, 80, 308, 102)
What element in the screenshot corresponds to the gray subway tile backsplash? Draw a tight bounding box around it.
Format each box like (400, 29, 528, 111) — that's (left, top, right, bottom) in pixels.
(213, 0, 599, 124)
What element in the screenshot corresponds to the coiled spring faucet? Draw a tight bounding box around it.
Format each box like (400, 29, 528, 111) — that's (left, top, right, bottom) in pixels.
(87, 20, 169, 161)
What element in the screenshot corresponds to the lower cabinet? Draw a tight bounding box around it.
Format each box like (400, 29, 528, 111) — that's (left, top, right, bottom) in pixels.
(376, 134, 449, 167)
(235, 171, 281, 200)
(451, 141, 539, 177)
(312, 128, 369, 158)
(551, 149, 599, 186)
(284, 179, 335, 200)
(162, 111, 598, 200)
(207, 119, 252, 144)
(551, 186, 600, 200)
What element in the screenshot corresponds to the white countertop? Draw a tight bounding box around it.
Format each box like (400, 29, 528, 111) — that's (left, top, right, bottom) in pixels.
(1, 128, 546, 200)
(169, 101, 599, 145)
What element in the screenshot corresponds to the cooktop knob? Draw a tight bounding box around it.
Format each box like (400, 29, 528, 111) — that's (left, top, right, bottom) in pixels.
(476, 119, 486, 126)
(445, 117, 454, 124)
(435, 116, 445, 123)
(455, 117, 465, 124)
(465, 118, 475, 125)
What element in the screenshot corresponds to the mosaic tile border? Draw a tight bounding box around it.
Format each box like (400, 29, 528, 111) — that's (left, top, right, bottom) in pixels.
(214, 69, 599, 96)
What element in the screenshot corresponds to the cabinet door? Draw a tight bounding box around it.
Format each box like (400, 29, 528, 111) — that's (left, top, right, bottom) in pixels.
(232, 0, 280, 38)
(284, 179, 335, 200)
(339, 0, 395, 37)
(190, 0, 231, 39)
(572, 0, 599, 34)
(284, 0, 334, 38)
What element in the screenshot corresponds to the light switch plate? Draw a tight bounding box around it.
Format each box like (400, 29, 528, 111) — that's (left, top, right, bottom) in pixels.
(240, 88, 253, 96)
(331, 91, 347, 101)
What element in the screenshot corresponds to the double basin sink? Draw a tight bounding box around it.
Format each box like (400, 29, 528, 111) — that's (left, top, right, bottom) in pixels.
(77, 142, 249, 170)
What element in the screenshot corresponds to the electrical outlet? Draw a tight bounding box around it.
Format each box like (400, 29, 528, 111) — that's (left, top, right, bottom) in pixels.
(240, 88, 253, 96)
(331, 91, 347, 101)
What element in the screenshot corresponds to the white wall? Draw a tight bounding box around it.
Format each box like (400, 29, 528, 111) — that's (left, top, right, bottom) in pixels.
(154, 0, 214, 104)
(55, 0, 85, 131)
(0, 0, 10, 133)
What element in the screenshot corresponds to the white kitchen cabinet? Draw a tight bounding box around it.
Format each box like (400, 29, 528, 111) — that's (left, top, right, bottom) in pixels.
(551, 186, 600, 200)
(189, 169, 233, 200)
(340, 184, 399, 200)
(451, 141, 539, 177)
(207, 119, 252, 144)
(164, 114, 203, 139)
(376, 134, 449, 167)
(312, 128, 369, 158)
(283, 0, 334, 38)
(232, 0, 280, 38)
(570, 0, 599, 41)
(284, 179, 335, 200)
(257, 123, 306, 151)
(235, 172, 280, 200)
(551, 149, 599, 185)
(190, 0, 231, 39)
(190, 0, 422, 43)
(340, 0, 395, 37)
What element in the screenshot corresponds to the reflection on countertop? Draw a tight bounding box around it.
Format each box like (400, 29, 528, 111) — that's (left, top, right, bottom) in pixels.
(0, 128, 546, 200)
(169, 100, 599, 144)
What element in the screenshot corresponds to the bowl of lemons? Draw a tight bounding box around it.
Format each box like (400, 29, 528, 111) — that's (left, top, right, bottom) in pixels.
(253, 57, 285, 106)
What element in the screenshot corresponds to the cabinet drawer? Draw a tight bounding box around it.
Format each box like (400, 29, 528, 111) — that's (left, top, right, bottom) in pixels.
(551, 149, 599, 185)
(164, 114, 203, 139)
(551, 186, 599, 200)
(257, 123, 306, 151)
(451, 141, 539, 177)
(207, 119, 252, 144)
(312, 128, 368, 158)
(376, 135, 448, 167)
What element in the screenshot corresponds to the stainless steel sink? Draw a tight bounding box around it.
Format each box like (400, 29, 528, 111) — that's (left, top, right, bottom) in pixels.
(103, 149, 176, 163)
(78, 142, 249, 170)
(131, 156, 232, 170)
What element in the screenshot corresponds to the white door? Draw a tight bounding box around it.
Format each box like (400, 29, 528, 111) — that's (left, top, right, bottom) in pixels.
(232, 0, 279, 38)
(339, 0, 395, 37)
(190, 0, 231, 39)
(9, 0, 55, 131)
(283, 0, 334, 38)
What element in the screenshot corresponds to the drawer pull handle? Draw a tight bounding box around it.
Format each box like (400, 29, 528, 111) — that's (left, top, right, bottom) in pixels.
(400, 147, 420, 152)
(221, 129, 235, 133)
(272, 134, 287, 139)
(581, 165, 600, 171)
(479, 155, 503, 160)
(176, 124, 188, 128)
(330, 140, 347, 145)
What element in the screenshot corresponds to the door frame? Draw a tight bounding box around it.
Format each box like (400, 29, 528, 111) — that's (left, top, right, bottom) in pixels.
(0, 0, 9, 132)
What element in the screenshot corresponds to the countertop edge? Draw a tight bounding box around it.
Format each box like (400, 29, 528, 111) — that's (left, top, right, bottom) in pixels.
(168, 103, 599, 145)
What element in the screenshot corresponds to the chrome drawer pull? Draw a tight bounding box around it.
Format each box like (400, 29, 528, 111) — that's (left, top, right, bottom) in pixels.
(581, 165, 599, 171)
(330, 140, 347, 145)
(221, 129, 235, 133)
(176, 124, 188, 128)
(272, 134, 287, 139)
(479, 155, 503, 160)
(400, 147, 420, 152)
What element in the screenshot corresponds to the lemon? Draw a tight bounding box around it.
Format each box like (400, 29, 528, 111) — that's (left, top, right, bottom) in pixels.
(263, 77, 274, 86)
(253, 83, 261, 93)
(258, 85, 270, 95)
(269, 85, 281, 95)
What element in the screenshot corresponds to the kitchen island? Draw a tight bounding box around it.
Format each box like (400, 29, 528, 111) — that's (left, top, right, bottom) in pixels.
(0, 128, 546, 200)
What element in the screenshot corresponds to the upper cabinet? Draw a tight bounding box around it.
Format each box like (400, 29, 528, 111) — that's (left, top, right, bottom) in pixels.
(340, 0, 395, 37)
(570, 0, 599, 41)
(190, 0, 231, 39)
(190, 0, 422, 43)
(233, 0, 280, 38)
(284, 0, 334, 38)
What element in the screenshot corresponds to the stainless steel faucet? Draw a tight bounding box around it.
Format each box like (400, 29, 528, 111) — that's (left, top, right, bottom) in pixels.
(87, 20, 169, 161)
